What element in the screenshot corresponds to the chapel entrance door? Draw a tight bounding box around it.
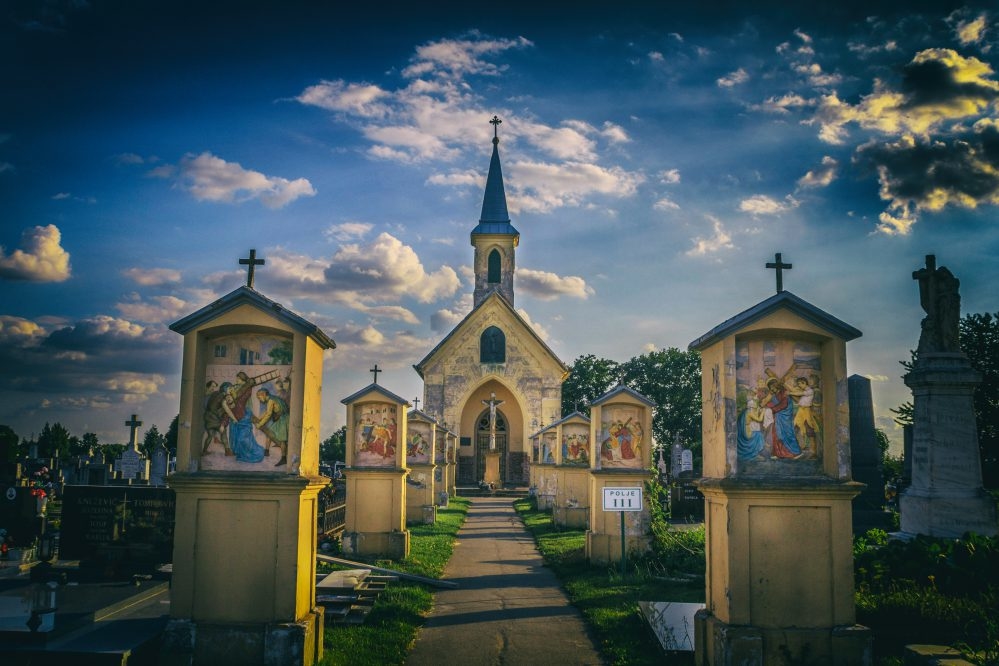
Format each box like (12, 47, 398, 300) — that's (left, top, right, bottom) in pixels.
(475, 409, 507, 482)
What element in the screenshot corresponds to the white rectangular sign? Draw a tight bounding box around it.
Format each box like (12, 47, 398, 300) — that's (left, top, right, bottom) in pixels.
(603, 486, 643, 512)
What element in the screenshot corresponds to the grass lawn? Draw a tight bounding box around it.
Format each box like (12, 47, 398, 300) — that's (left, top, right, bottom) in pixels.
(320, 497, 470, 666)
(514, 498, 704, 666)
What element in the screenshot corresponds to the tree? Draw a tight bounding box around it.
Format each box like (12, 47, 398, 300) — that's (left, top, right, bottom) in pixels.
(618, 347, 702, 457)
(321, 426, 347, 463)
(37, 422, 72, 458)
(0, 425, 20, 462)
(561, 354, 620, 417)
(81, 432, 100, 455)
(142, 424, 166, 457)
(166, 415, 179, 456)
(892, 311, 999, 487)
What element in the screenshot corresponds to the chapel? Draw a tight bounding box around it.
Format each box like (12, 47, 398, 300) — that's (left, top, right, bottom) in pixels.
(414, 118, 567, 486)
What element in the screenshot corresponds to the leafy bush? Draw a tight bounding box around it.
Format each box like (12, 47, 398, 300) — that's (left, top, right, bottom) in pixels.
(644, 480, 705, 577)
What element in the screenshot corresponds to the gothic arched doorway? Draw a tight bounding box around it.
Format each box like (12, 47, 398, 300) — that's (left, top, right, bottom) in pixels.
(476, 408, 507, 482)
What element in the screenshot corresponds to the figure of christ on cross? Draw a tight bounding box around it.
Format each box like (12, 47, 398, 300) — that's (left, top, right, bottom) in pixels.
(481, 392, 504, 451)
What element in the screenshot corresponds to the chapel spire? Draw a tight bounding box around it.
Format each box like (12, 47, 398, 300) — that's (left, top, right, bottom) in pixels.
(471, 115, 519, 307)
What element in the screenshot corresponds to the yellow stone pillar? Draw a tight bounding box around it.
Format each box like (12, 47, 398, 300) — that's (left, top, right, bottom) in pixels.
(585, 386, 654, 565)
(689, 290, 871, 665)
(163, 285, 334, 666)
(341, 385, 410, 559)
(406, 409, 438, 523)
(552, 411, 592, 529)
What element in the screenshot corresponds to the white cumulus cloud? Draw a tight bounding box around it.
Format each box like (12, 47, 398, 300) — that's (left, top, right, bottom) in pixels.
(0, 224, 71, 282)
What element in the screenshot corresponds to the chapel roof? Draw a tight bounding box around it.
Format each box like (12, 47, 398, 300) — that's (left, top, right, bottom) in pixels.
(340, 383, 411, 406)
(590, 384, 656, 408)
(412, 289, 567, 378)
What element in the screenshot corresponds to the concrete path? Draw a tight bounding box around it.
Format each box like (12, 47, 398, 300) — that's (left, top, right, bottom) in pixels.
(406, 496, 604, 665)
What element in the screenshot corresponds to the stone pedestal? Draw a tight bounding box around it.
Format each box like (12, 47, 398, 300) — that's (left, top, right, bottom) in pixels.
(553, 466, 590, 529)
(342, 467, 409, 559)
(900, 353, 997, 537)
(163, 473, 326, 666)
(405, 463, 437, 524)
(483, 450, 501, 486)
(694, 479, 871, 665)
(585, 471, 651, 564)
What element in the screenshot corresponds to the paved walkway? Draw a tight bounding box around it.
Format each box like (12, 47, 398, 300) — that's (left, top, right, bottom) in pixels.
(406, 496, 604, 665)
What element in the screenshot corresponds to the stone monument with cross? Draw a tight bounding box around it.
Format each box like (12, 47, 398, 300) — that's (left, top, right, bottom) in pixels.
(688, 255, 871, 665)
(161, 250, 335, 666)
(586, 385, 655, 564)
(480, 392, 504, 486)
(115, 414, 149, 482)
(899, 255, 997, 537)
(405, 403, 438, 524)
(340, 371, 411, 558)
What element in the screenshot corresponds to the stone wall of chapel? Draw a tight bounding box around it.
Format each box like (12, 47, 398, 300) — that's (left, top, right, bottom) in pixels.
(422, 309, 563, 450)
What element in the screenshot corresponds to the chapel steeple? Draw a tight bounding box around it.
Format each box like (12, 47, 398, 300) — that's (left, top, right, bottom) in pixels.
(471, 116, 519, 307)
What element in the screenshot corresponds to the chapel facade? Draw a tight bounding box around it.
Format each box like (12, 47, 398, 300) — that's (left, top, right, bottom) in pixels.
(414, 119, 567, 485)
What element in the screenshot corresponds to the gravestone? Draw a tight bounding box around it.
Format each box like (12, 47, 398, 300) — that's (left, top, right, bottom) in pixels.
(59, 485, 175, 574)
(848, 374, 892, 531)
(689, 283, 871, 665)
(150, 443, 169, 486)
(899, 256, 998, 538)
(115, 415, 149, 482)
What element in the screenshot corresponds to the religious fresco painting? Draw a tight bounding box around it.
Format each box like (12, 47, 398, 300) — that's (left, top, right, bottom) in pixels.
(201, 333, 292, 472)
(354, 402, 398, 467)
(541, 432, 557, 464)
(561, 424, 590, 466)
(434, 429, 446, 465)
(735, 338, 823, 465)
(599, 405, 644, 469)
(407, 422, 432, 465)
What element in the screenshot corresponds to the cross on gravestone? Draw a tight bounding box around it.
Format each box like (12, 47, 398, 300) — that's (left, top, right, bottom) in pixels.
(239, 249, 265, 289)
(125, 414, 143, 449)
(766, 252, 792, 293)
(370, 364, 381, 384)
(413, 397, 420, 411)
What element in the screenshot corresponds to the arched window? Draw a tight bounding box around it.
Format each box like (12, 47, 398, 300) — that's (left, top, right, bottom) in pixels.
(480, 326, 506, 363)
(487, 249, 501, 284)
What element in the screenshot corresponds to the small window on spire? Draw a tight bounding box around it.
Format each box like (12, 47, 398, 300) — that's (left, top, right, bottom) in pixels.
(487, 249, 501, 284)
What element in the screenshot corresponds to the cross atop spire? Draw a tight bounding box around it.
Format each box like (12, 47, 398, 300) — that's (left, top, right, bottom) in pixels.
(489, 115, 502, 145)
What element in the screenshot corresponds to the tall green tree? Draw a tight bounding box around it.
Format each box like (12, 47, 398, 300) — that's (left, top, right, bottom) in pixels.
(37, 422, 72, 458)
(80, 432, 100, 455)
(142, 424, 166, 456)
(321, 426, 347, 463)
(560, 354, 620, 416)
(0, 424, 20, 462)
(166, 415, 179, 455)
(618, 347, 702, 456)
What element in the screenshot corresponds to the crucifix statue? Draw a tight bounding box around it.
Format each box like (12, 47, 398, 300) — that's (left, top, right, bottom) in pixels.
(125, 414, 143, 450)
(765, 252, 792, 293)
(481, 392, 504, 451)
(239, 249, 265, 289)
(913, 254, 961, 355)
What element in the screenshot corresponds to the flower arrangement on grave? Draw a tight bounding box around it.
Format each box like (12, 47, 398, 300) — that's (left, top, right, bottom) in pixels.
(29, 467, 50, 516)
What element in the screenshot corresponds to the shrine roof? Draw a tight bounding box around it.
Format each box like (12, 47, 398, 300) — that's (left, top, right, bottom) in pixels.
(169, 285, 335, 349)
(340, 383, 411, 406)
(688, 290, 862, 352)
(591, 384, 655, 408)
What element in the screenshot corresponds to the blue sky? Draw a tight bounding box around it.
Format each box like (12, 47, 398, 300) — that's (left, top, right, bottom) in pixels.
(2, 1, 997, 452)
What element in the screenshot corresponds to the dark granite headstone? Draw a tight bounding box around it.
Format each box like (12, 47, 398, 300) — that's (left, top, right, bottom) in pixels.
(670, 479, 704, 521)
(848, 375, 893, 531)
(59, 485, 175, 572)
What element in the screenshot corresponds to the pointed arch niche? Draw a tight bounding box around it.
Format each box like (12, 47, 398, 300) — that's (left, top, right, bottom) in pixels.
(487, 248, 502, 284)
(480, 326, 506, 363)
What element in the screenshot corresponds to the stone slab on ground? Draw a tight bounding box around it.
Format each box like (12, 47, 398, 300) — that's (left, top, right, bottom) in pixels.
(638, 601, 704, 652)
